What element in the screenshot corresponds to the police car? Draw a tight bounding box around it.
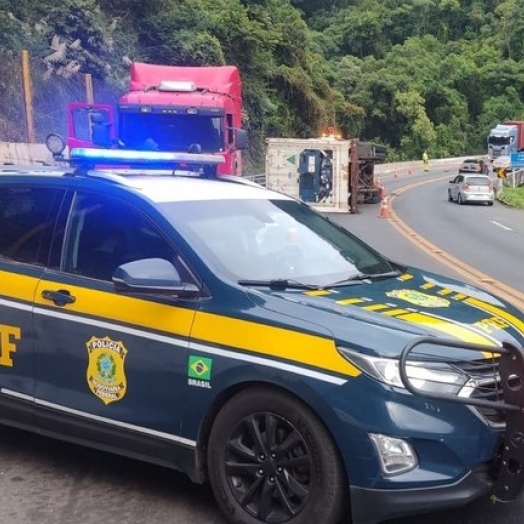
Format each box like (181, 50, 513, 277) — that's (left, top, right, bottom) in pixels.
(1, 148, 524, 524)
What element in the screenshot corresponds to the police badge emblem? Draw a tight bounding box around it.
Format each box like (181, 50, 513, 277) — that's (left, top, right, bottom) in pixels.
(86, 336, 128, 404)
(386, 289, 450, 308)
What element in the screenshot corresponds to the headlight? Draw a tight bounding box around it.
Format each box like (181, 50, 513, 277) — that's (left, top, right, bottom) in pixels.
(338, 347, 468, 395)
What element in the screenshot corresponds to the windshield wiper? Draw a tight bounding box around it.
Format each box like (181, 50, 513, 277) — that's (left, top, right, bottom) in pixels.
(323, 270, 401, 288)
(238, 270, 401, 291)
(237, 279, 320, 290)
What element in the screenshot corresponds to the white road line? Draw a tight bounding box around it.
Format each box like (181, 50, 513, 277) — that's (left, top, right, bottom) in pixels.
(490, 220, 513, 231)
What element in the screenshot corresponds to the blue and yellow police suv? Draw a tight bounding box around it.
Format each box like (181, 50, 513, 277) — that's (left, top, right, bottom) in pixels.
(0, 147, 523, 524)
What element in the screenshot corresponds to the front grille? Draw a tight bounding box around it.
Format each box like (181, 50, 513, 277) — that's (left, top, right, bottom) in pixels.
(456, 358, 506, 425)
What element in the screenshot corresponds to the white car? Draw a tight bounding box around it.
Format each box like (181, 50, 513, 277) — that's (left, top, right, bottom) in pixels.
(448, 173, 495, 205)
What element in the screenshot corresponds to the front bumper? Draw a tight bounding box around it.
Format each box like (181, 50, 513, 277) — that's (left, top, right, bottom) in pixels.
(399, 337, 524, 503)
(350, 468, 492, 524)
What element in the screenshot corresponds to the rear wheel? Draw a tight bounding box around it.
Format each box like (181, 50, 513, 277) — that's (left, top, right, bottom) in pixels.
(458, 193, 465, 205)
(207, 387, 347, 524)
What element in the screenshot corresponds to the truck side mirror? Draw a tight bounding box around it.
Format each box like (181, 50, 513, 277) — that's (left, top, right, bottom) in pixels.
(235, 129, 248, 150)
(90, 112, 112, 148)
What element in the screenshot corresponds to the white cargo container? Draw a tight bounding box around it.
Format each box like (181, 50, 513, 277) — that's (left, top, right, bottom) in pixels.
(265, 137, 350, 212)
(265, 137, 383, 213)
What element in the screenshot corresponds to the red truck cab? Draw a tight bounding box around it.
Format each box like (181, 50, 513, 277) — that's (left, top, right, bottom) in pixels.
(65, 63, 247, 175)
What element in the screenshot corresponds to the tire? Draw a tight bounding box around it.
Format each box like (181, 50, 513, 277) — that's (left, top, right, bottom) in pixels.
(458, 193, 465, 205)
(447, 190, 453, 202)
(207, 387, 347, 524)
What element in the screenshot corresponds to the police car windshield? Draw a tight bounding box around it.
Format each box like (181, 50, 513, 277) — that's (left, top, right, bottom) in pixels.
(161, 199, 395, 286)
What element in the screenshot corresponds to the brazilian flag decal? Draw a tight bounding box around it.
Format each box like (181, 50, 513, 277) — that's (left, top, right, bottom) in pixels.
(188, 355, 213, 380)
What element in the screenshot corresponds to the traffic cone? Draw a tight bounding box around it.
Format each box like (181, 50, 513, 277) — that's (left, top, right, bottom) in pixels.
(378, 197, 391, 218)
(380, 183, 386, 200)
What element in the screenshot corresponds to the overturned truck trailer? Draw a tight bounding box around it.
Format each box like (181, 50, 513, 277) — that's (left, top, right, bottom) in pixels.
(265, 137, 386, 213)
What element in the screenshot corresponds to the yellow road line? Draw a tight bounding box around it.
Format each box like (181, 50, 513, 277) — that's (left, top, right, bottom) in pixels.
(387, 177, 524, 313)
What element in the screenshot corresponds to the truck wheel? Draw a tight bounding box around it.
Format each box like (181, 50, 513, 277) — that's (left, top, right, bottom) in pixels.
(207, 387, 347, 524)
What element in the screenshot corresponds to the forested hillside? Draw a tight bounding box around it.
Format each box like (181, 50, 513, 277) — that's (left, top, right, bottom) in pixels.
(1, 0, 524, 171)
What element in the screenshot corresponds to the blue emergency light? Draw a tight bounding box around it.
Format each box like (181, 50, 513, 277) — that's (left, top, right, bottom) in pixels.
(69, 147, 225, 167)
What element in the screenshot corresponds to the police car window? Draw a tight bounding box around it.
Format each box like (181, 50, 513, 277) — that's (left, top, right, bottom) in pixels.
(161, 198, 392, 285)
(63, 194, 183, 282)
(0, 187, 64, 265)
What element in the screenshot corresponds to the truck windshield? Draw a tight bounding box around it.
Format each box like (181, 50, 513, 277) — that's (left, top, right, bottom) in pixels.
(119, 113, 224, 153)
(488, 136, 511, 145)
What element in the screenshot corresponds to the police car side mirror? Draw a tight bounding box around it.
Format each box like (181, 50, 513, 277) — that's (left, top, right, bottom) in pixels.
(112, 258, 200, 298)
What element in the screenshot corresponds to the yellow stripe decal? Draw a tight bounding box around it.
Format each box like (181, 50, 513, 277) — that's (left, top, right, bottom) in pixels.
(363, 304, 390, 311)
(336, 298, 365, 305)
(304, 289, 333, 297)
(32, 280, 359, 379)
(421, 283, 435, 289)
(382, 308, 410, 316)
(399, 273, 414, 281)
(453, 293, 467, 300)
(34, 283, 196, 337)
(397, 312, 496, 346)
(465, 297, 524, 336)
(191, 312, 361, 377)
(0, 271, 39, 302)
(438, 288, 454, 296)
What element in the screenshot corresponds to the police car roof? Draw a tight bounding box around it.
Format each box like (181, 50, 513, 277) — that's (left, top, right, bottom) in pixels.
(0, 160, 289, 204)
(109, 173, 289, 203)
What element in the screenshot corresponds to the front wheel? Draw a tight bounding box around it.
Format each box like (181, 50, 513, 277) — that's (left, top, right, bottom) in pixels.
(207, 387, 347, 524)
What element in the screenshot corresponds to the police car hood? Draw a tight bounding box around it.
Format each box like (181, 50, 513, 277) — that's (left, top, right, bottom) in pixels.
(250, 267, 524, 358)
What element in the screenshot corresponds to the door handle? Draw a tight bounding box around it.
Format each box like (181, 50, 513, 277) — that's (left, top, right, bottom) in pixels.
(41, 289, 76, 307)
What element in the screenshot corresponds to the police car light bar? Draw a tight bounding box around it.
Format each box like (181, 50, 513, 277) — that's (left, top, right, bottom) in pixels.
(69, 148, 225, 167)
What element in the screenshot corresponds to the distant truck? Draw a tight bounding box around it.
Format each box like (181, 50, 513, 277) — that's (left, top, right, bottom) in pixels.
(50, 62, 248, 175)
(487, 120, 524, 161)
(265, 136, 386, 212)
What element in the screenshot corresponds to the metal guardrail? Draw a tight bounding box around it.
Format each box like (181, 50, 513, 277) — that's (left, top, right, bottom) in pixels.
(506, 169, 524, 188)
(243, 157, 464, 189)
(243, 173, 266, 186)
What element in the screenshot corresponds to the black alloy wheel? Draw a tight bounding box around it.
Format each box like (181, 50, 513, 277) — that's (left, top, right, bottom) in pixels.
(207, 387, 346, 524)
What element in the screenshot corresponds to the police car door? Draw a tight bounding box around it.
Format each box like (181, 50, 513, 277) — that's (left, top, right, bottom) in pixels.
(0, 184, 66, 420)
(33, 191, 198, 458)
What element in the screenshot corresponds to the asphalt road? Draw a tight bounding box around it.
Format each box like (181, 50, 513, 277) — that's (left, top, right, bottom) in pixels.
(1, 161, 524, 524)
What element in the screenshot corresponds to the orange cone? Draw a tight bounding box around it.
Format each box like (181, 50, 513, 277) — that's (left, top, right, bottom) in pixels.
(378, 197, 391, 218)
(380, 183, 386, 200)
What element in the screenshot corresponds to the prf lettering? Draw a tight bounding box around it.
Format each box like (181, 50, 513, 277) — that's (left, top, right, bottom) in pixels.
(474, 317, 510, 334)
(0, 324, 20, 367)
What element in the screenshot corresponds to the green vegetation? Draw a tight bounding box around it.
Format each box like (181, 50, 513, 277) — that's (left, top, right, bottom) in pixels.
(2, 1, 524, 172)
(497, 186, 524, 209)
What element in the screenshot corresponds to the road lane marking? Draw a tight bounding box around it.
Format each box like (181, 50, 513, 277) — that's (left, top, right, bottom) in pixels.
(490, 220, 513, 231)
(387, 176, 524, 313)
